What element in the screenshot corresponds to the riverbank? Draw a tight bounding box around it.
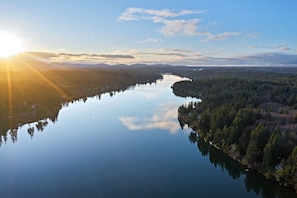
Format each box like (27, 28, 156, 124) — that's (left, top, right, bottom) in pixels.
(198, 132, 295, 190)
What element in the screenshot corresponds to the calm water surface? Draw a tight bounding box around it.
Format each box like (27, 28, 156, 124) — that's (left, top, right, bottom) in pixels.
(0, 75, 296, 198)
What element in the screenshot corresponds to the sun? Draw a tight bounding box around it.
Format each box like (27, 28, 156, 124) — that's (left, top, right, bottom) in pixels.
(0, 31, 23, 58)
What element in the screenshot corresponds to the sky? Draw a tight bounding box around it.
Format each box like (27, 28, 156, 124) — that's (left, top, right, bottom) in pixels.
(1, 0, 297, 66)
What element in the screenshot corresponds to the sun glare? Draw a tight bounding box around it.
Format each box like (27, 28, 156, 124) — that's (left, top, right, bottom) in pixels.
(0, 32, 23, 58)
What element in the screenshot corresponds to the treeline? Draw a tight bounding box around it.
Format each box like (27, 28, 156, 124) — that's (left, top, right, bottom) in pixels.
(0, 65, 162, 142)
(173, 76, 297, 190)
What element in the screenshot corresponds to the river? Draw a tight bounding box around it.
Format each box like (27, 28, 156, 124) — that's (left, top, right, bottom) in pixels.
(0, 74, 296, 198)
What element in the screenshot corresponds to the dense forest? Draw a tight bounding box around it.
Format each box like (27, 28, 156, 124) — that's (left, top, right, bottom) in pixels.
(172, 69, 297, 190)
(0, 59, 163, 143)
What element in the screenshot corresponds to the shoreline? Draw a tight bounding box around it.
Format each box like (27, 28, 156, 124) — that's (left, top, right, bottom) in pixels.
(196, 131, 297, 193)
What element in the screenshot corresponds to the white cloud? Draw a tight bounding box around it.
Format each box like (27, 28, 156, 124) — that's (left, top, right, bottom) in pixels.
(185, 52, 297, 66)
(126, 48, 297, 66)
(249, 44, 292, 51)
(280, 47, 292, 51)
(118, 7, 202, 22)
(20, 49, 297, 66)
(139, 38, 162, 43)
(159, 19, 200, 36)
(202, 32, 241, 42)
(24, 51, 135, 64)
(118, 7, 203, 37)
(119, 7, 241, 41)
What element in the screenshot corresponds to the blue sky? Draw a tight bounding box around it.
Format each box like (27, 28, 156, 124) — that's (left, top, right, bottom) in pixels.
(1, 0, 297, 66)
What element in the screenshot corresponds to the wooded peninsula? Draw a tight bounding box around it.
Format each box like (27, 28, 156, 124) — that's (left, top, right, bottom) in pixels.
(172, 67, 297, 191)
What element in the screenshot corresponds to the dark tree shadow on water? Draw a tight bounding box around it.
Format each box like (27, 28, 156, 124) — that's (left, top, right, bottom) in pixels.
(189, 132, 297, 198)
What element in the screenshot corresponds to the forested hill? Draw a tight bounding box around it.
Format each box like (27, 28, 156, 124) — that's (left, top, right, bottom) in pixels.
(172, 69, 297, 191)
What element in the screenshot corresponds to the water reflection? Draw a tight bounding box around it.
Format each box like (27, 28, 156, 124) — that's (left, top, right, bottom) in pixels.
(119, 75, 198, 134)
(0, 75, 184, 146)
(0, 119, 49, 146)
(119, 101, 183, 134)
(189, 132, 297, 198)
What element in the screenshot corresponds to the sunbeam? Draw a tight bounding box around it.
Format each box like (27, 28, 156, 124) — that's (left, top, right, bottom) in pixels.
(16, 57, 70, 100)
(5, 60, 13, 131)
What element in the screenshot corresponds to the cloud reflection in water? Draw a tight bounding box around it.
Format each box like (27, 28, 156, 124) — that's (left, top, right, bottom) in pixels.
(119, 101, 189, 134)
(119, 74, 199, 134)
